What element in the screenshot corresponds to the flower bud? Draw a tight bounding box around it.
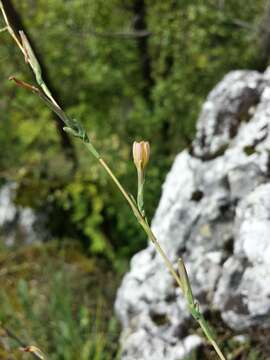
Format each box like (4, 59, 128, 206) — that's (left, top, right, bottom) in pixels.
(132, 141, 150, 171)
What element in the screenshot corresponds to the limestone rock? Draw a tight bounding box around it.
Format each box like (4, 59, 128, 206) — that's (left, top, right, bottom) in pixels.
(0, 182, 46, 245)
(115, 68, 270, 359)
(214, 184, 270, 329)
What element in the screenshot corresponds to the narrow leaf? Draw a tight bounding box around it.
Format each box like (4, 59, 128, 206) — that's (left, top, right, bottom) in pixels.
(178, 258, 194, 305)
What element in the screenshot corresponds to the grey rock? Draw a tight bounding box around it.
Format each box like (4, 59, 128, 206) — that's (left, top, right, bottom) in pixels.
(192, 70, 263, 159)
(120, 331, 202, 360)
(0, 182, 46, 245)
(214, 184, 270, 329)
(115, 68, 270, 359)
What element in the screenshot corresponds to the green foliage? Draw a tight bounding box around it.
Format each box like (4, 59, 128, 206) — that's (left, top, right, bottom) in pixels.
(0, 243, 120, 359)
(56, 176, 111, 255)
(0, 0, 266, 260)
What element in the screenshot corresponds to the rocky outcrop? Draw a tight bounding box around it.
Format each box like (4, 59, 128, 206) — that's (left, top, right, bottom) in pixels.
(0, 182, 46, 245)
(115, 69, 270, 359)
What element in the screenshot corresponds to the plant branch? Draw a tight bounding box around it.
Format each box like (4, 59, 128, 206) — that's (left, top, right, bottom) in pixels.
(0, 1, 24, 53)
(9, 74, 226, 359)
(0, 324, 47, 359)
(0, 0, 77, 165)
(1, 5, 227, 359)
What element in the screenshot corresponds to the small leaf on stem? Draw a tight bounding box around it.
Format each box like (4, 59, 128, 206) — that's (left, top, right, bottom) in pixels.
(178, 258, 195, 305)
(9, 76, 40, 93)
(21, 345, 47, 360)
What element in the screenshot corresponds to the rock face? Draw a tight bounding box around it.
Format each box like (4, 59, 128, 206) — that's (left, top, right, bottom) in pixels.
(0, 182, 46, 245)
(115, 69, 270, 359)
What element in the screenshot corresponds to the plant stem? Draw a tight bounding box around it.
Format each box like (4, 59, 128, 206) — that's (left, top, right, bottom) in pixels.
(0, 324, 46, 359)
(0, 5, 227, 358)
(99, 157, 183, 290)
(98, 158, 138, 214)
(96, 157, 225, 360)
(136, 168, 144, 213)
(198, 318, 226, 360)
(0, 2, 24, 53)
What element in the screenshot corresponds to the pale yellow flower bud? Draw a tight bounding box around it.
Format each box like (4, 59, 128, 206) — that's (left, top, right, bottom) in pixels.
(132, 141, 150, 171)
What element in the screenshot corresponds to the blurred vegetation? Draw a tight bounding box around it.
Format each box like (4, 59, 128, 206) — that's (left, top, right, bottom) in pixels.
(0, 242, 120, 359)
(0, 0, 270, 359)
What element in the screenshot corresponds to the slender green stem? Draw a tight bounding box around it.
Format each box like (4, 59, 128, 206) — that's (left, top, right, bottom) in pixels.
(93, 157, 226, 359)
(0, 2, 25, 54)
(143, 225, 183, 291)
(0, 324, 47, 359)
(98, 158, 138, 214)
(136, 168, 144, 213)
(199, 318, 226, 360)
(99, 157, 183, 288)
(0, 5, 227, 358)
